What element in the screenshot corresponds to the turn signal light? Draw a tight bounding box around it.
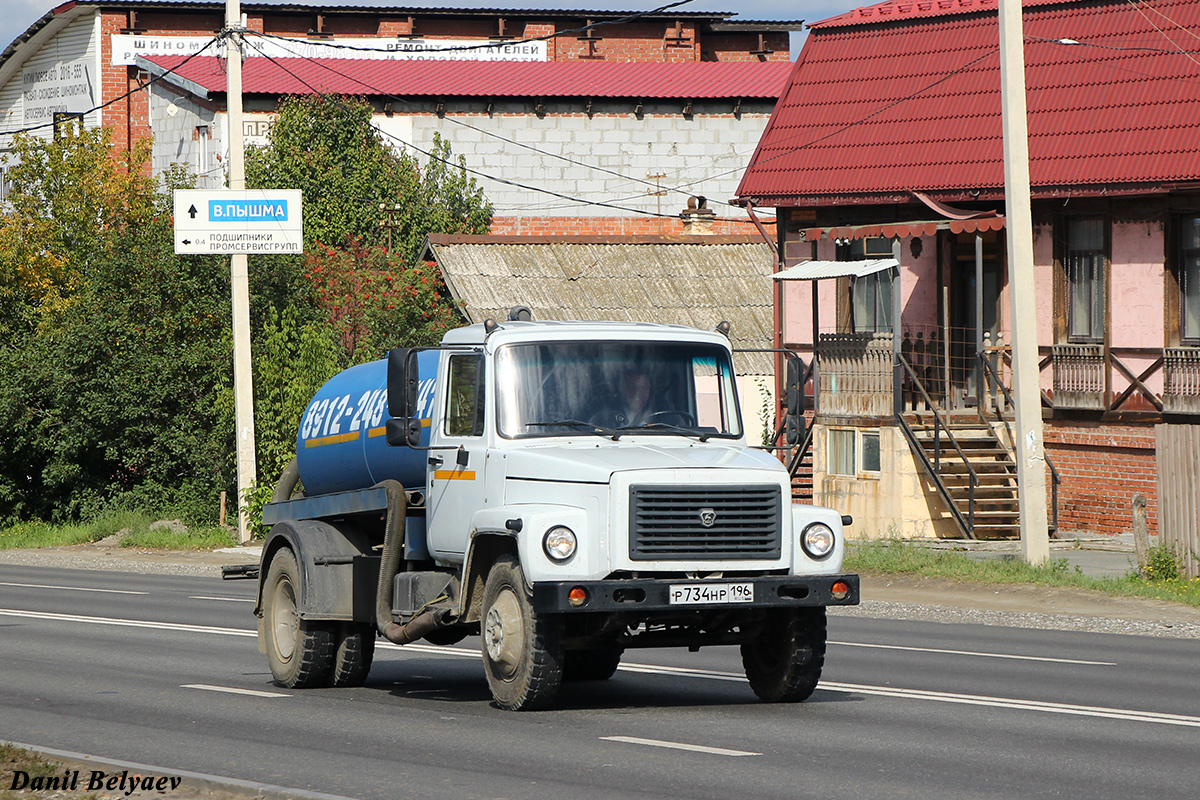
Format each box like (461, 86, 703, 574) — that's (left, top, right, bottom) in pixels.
(568, 587, 588, 607)
(831, 581, 851, 601)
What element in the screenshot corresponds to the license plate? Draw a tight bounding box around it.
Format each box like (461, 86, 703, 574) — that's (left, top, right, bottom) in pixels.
(668, 582, 754, 605)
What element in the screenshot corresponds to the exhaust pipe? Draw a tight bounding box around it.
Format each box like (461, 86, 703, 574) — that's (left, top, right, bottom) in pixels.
(374, 480, 455, 645)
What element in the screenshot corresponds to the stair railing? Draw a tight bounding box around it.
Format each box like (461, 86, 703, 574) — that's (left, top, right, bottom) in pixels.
(897, 353, 979, 538)
(976, 351, 1060, 534)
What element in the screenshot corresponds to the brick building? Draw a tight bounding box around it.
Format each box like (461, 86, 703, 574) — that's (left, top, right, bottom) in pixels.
(1, 1, 800, 234)
(735, 0, 1200, 546)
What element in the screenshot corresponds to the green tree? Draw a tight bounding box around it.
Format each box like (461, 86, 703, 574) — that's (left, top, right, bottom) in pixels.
(245, 94, 492, 259)
(0, 130, 233, 523)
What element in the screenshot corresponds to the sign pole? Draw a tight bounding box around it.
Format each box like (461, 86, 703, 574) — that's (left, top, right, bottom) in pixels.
(225, 0, 256, 543)
(997, 0, 1050, 563)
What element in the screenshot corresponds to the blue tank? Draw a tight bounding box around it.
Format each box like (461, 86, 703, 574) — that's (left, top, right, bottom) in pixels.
(294, 350, 439, 495)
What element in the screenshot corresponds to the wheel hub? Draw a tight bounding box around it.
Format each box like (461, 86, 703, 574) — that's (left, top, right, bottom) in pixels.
(272, 580, 299, 661)
(484, 587, 524, 677)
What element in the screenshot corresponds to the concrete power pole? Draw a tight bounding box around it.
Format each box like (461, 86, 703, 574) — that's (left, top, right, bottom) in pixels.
(997, 0, 1050, 564)
(225, 0, 257, 543)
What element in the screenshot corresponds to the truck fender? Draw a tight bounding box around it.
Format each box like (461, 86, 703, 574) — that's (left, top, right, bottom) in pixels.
(457, 532, 518, 624)
(256, 519, 379, 625)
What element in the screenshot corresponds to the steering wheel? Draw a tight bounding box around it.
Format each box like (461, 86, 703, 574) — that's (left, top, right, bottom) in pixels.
(587, 408, 624, 428)
(645, 410, 697, 427)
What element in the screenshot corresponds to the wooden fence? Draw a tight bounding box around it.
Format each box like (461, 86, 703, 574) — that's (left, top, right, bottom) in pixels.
(1155, 423, 1200, 579)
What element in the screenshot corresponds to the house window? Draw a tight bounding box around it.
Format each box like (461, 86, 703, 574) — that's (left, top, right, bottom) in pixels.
(827, 428, 880, 475)
(827, 429, 855, 476)
(195, 125, 210, 181)
(852, 271, 893, 333)
(1181, 215, 1200, 344)
(838, 237, 894, 334)
(1065, 218, 1107, 343)
(861, 430, 881, 472)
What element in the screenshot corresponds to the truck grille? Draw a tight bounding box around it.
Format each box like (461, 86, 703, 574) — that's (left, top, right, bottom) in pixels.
(629, 485, 782, 560)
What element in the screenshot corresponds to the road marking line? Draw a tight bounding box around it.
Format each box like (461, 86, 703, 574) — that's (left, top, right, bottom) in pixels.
(6, 608, 1197, 729)
(818, 682, 1200, 728)
(188, 595, 256, 603)
(0, 608, 255, 637)
(829, 640, 1117, 666)
(601, 736, 759, 757)
(181, 684, 290, 698)
(3, 740, 358, 800)
(0, 581, 147, 596)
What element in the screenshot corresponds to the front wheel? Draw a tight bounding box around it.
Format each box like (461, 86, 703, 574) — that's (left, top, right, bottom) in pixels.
(480, 556, 564, 710)
(741, 607, 826, 703)
(263, 549, 334, 688)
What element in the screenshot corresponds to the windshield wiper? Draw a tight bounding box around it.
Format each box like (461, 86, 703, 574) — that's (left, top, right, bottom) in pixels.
(527, 419, 619, 439)
(618, 423, 711, 442)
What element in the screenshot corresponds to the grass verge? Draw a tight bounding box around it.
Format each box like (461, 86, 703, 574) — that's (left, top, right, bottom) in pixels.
(846, 539, 1200, 607)
(0, 743, 98, 800)
(0, 510, 235, 551)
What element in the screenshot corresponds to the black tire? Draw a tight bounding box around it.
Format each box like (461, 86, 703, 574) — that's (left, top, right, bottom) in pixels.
(741, 607, 826, 703)
(262, 549, 334, 689)
(563, 647, 623, 681)
(480, 555, 564, 710)
(329, 623, 375, 688)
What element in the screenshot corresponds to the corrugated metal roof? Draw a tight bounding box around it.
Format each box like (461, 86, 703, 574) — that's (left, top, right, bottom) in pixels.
(424, 234, 777, 374)
(811, 0, 1064, 29)
(143, 55, 792, 99)
(774, 259, 898, 280)
(736, 0, 1200, 204)
(62, 1, 737, 18)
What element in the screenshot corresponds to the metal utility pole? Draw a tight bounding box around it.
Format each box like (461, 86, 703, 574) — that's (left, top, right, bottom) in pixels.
(225, 0, 257, 543)
(997, 0, 1050, 564)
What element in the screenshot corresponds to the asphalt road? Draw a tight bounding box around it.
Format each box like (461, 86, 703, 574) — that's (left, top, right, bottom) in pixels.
(2, 563, 1198, 800)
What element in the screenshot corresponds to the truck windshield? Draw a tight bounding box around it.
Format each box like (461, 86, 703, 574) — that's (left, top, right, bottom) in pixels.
(495, 341, 743, 440)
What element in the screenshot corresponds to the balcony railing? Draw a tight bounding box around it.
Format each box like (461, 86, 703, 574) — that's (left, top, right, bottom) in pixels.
(816, 332, 893, 417)
(1051, 344, 1107, 410)
(1164, 347, 1200, 415)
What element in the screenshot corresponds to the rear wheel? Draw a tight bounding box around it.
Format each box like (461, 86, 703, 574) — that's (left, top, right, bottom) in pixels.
(480, 556, 563, 710)
(741, 607, 826, 702)
(329, 623, 375, 687)
(563, 647, 623, 681)
(263, 549, 334, 688)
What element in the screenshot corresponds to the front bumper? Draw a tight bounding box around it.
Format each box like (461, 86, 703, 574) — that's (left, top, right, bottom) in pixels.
(532, 573, 859, 613)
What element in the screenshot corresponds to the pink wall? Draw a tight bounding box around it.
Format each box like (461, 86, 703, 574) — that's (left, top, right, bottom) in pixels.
(784, 221, 1168, 398)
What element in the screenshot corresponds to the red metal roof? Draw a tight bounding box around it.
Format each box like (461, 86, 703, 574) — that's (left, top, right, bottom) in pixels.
(144, 56, 792, 100)
(736, 0, 1200, 205)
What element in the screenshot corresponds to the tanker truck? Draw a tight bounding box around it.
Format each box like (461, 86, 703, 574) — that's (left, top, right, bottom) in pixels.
(253, 315, 859, 710)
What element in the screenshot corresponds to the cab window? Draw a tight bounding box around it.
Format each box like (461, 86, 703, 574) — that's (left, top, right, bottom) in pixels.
(445, 354, 485, 437)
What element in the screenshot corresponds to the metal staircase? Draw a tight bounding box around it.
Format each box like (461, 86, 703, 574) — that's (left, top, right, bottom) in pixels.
(896, 351, 1058, 540)
(902, 417, 1021, 539)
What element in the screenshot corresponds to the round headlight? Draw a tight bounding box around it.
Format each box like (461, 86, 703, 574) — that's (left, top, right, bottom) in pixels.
(801, 522, 835, 559)
(543, 526, 577, 562)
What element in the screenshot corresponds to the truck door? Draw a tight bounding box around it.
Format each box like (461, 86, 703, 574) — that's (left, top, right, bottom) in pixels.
(426, 352, 487, 560)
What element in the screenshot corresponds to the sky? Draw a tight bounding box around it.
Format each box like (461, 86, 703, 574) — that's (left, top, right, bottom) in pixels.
(1, 0, 867, 58)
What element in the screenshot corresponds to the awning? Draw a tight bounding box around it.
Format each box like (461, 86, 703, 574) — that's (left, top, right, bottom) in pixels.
(800, 217, 1006, 242)
(773, 259, 898, 281)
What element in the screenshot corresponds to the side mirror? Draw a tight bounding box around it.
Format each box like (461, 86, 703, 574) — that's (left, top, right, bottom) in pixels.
(785, 354, 806, 415)
(785, 414, 806, 446)
(385, 417, 422, 448)
(784, 354, 807, 446)
(387, 348, 419, 418)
